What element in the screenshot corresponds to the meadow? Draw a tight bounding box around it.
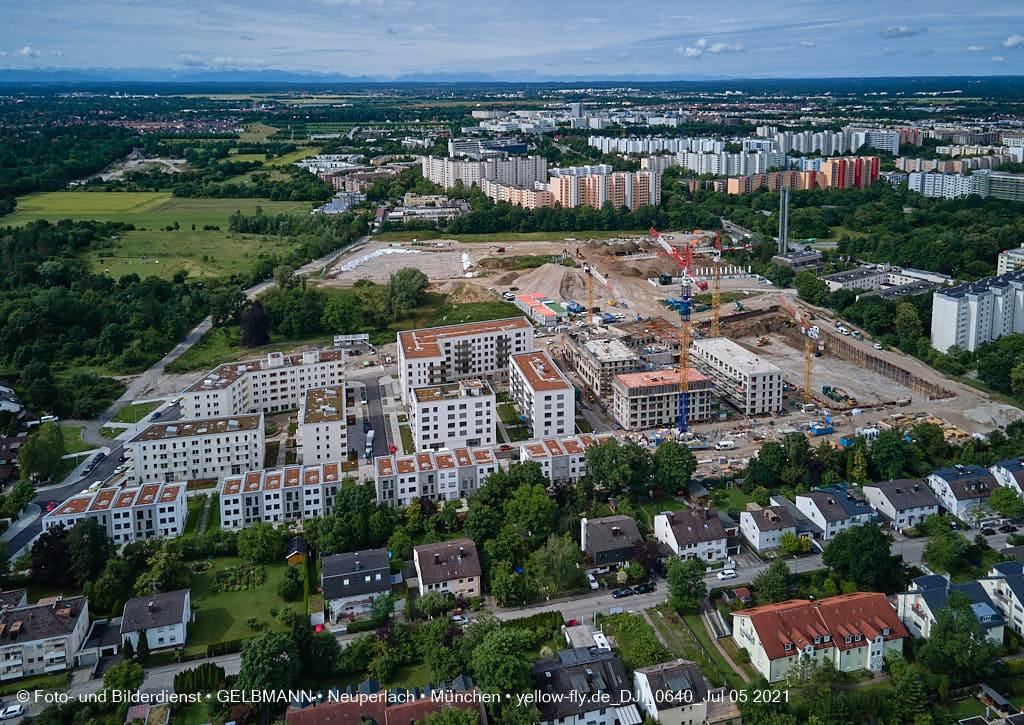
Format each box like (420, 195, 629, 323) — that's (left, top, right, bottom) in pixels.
(2, 192, 311, 227)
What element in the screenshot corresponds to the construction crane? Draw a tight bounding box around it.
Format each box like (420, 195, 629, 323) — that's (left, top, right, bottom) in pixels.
(778, 294, 822, 404)
(804, 339, 813, 404)
(583, 261, 623, 324)
(711, 231, 722, 338)
(649, 227, 708, 291)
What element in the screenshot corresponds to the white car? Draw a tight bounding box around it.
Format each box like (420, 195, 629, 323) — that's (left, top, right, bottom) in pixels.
(716, 569, 737, 581)
(1, 704, 23, 720)
(873, 343, 883, 350)
(587, 573, 599, 590)
(451, 615, 468, 625)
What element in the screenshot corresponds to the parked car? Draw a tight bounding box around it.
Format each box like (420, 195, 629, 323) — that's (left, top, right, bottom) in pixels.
(0, 705, 23, 720)
(499, 444, 513, 451)
(612, 587, 634, 599)
(388, 444, 397, 453)
(632, 583, 656, 594)
(45, 501, 57, 512)
(150, 411, 161, 420)
(717, 569, 738, 581)
(1000, 524, 1018, 534)
(982, 527, 996, 536)
(873, 343, 883, 350)
(451, 615, 468, 625)
(587, 574, 599, 590)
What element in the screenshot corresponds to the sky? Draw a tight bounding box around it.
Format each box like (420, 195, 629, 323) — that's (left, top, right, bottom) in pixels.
(3, 0, 1024, 79)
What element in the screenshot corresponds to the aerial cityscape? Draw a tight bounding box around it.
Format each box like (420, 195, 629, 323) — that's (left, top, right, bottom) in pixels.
(3, 3, 1024, 725)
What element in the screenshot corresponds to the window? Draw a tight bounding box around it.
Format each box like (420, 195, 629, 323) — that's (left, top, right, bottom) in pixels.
(783, 642, 792, 651)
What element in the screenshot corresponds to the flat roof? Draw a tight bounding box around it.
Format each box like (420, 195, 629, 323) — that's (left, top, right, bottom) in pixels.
(301, 385, 347, 424)
(398, 317, 532, 360)
(373, 446, 498, 477)
(691, 336, 782, 374)
(520, 433, 616, 461)
(45, 482, 182, 521)
(511, 351, 572, 392)
(413, 379, 492, 403)
(615, 367, 708, 390)
(183, 349, 344, 392)
(128, 414, 261, 443)
(219, 462, 350, 497)
(581, 337, 638, 363)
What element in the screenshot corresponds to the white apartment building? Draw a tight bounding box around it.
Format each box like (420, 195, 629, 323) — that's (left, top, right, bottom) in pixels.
(519, 434, 615, 486)
(180, 350, 346, 419)
(675, 150, 785, 177)
(125, 414, 264, 485)
(0, 596, 90, 680)
(610, 367, 713, 430)
(412, 379, 496, 451)
(298, 385, 347, 465)
(930, 269, 1024, 353)
(690, 337, 782, 415)
(852, 129, 900, 154)
(218, 462, 346, 529)
(997, 247, 1024, 274)
(907, 171, 988, 199)
(653, 508, 728, 562)
(397, 317, 533, 405)
(509, 351, 572, 438)
(374, 447, 499, 508)
(43, 482, 187, 544)
(420, 155, 547, 190)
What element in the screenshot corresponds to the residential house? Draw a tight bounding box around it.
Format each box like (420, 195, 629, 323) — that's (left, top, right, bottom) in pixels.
(863, 479, 940, 530)
(979, 561, 1024, 636)
(413, 539, 481, 599)
(927, 465, 996, 521)
(0, 596, 89, 680)
(896, 574, 1004, 642)
(0, 433, 27, 485)
(795, 490, 876, 540)
(731, 592, 907, 683)
(739, 504, 798, 552)
(120, 589, 191, 652)
(580, 516, 643, 567)
(653, 509, 727, 562)
(321, 549, 392, 622)
(991, 458, 1024, 496)
(633, 659, 708, 725)
(531, 647, 642, 725)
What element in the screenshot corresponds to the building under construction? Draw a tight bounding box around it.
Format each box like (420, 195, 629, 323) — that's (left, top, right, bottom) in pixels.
(690, 337, 784, 415)
(610, 368, 714, 430)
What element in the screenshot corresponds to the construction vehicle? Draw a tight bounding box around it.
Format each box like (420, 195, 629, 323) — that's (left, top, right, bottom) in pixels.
(650, 227, 708, 291)
(576, 247, 584, 259)
(756, 337, 770, 347)
(822, 386, 844, 402)
(692, 303, 711, 313)
(734, 300, 745, 311)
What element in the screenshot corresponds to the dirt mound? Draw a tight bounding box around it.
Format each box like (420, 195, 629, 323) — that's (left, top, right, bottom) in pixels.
(495, 271, 521, 286)
(437, 282, 502, 303)
(513, 263, 590, 302)
(604, 256, 674, 278)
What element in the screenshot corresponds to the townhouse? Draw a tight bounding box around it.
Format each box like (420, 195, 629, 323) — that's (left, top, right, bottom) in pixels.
(732, 593, 906, 683)
(926, 464, 996, 520)
(397, 317, 534, 406)
(580, 515, 643, 567)
(411, 379, 496, 451)
(739, 504, 799, 552)
(980, 561, 1024, 636)
(531, 648, 641, 725)
(321, 548, 392, 622)
(633, 659, 709, 725)
(374, 447, 499, 508)
(43, 482, 186, 544)
(297, 385, 347, 466)
(181, 349, 346, 419)
(518, 434, 616, 486)
(862, 479, 939, 530)
(217, 462, 345, 529)
(120, 589, 191, 652)
(508, 350, 573, 438)
(413, 539, 481, 599)
(795, 490, 876, 540)
(897, 574, 1003, 642)
(653, 508, 728, 562)
(125, 414, 264, 485)
(991, 457, 1024, 496)
(0, 596, 90, 681)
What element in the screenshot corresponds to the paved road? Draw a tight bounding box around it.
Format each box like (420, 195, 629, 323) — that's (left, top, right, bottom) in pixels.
(363, 373, 390, 459)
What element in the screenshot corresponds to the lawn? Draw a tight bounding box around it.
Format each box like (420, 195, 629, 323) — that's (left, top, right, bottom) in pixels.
(237, 122, 280, 142)
(207, 493, 220, 531)
(824, 225, 869, 240)
(3, 192, 310, 228)
(57, 424, 94, 454)
(575, 417, 592, 433)
(647, 606, 745, 690)
(185, 556, 290, 655)
(183, 496, 205, 537)
(636, 498, 690, 530)
(497, 403, 522, 425)
(506, 425, 531, 442)
(99, 426, 124, 439)
(265, 147, 318, 167)
(0, 671, 70, 696)
(166, 326, 333, 373)
(110, 400, 162, 423)
(424, 301, 522, 328)
(708, 485, 756, 514)
(399, 425, 414, 454)
(85, 228, 296, 280)
(375, 229, 650, 243)
(51, 453, 91, 485)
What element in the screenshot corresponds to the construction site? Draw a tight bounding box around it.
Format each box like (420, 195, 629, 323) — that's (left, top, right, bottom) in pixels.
(326, 229, 1021, 461)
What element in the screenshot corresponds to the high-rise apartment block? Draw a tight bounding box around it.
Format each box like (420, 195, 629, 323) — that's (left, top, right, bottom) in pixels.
(930, 269, 1024, 353)
(420, 155, 547, 190)
(298, 385, 347, 465)
(411, 379, 496, 451)
(509, 351, 573, 438)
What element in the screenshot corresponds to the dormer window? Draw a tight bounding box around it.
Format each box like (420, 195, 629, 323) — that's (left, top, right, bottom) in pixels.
(813, 636, 821, 644)
(845, 636, 852, 644)
(854, 634, 862, 642)
(882, 627, 890, 636)
(783, 642, 792, 651)
(823, 634, 831, 642)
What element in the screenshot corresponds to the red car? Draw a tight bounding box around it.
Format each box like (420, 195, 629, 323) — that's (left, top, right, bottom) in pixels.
(45, 501, 57, 512)
(388, 444, 397, 453)
(499, 444, 513, 451)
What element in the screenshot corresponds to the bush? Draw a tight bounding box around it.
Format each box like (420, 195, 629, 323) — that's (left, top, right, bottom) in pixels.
(500, 611, 563, 640)
(246, 617, 264, 631)
(206, 638, 245, 657)
(277, 567, 302, 602)
(211, 565, 265, 593)
(346, 619, 379, 634)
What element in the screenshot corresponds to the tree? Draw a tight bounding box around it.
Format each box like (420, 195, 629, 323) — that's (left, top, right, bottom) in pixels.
(753, 558, 791, 603)
(666, 556, 706, 613)
(848, 448, 869, 483)
(924, 531, 971, 572)
(274, 264, 296, 289)
(121, 637, 135, 663)
(17, 423, 63, 481)
(240, 300, 269, 347)
(388, 527, 413, 560)
(30, 523, 72, 586)
(779, 531, 801, 556)
(917, 591, 1001, 685)
(209, 286, 247, 326)
(322, 293, 364, 334)
(236, 630, 301, 702)
(134, 547, 190, 595)
(894, 303, 923, 347)
(369, 593, 395, 625)
(470, 628, 534, 696)
(237, 522, 285, 563)
(989, 486, 1024, 519)
(821, 525, 896, 590)
(418, 591, 455, 619)
(385, 268, 429, 318)
(67, 518, 114, 586)
(870, 429, 907, 480)
(104, 660, 143, 692)
(531, 535, 585, 592)
(584, 439, 653, 499)
(277, 567, 302, 601)
(489, 561, 539, 607)
(504, 484, 557, 543)
(422, 708, 482, 725)
(652, 440, 698, 493)
(136, 629, 150, 665)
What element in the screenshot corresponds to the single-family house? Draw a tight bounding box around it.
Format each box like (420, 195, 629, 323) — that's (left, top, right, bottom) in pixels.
(580, 516, 643, 567)
(120, 589, 191, 651)
(739, 504, 798, 552)
(795, 490, 876, 540)
(413, 539, 482, 599)
(863, 479, 939, 530)
(653, 508, 727, 562)
(322, 548, 392, 621)
(896, 574, 1003, 642)
(991, 458, 1024, 496)
(531, 647, 641, 725)
(633, 659, 708, 725)
(926, 464, 996, 521)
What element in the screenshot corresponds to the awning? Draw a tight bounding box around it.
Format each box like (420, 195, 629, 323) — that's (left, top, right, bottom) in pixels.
(615, 705, 643, 725)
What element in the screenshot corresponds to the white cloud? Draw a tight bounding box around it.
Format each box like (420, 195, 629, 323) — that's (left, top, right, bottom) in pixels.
(881, 25, 925, 38)
(1005, 34, 1024, 48)
(176, 53, 205, 66)
(966, 45, 986, 52)
(49, 50, 63, 57)
(800, 40, 816, 47)
(14, 46, 40, 57)
(992, 55, 1004, 62)
(675, 38, 743, 58)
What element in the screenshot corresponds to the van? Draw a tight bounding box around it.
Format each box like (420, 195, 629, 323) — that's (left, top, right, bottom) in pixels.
(714, 441, 736, 451)
(717, 569, 737, 581)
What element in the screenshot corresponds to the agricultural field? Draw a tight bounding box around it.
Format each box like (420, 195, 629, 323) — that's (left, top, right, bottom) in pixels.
(3, 192, 311, 227)
(237, 122, 280, 142)
(84, 228, 296, 280)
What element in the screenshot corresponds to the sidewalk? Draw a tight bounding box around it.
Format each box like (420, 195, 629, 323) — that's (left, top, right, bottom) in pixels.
(698, 600, 750, 684)
(1, 504, 39, 543)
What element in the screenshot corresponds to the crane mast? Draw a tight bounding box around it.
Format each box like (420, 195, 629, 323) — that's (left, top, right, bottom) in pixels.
(711, 230, 722, 338)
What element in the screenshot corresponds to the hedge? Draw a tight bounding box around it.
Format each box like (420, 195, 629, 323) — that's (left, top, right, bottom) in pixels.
(206, 638, 246, 657)
(346, 620, 379, 634)
(500, 610, 563, 638)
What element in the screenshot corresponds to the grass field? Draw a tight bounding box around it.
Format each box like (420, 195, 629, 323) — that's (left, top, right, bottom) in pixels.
(165, 326, 334, 373)
(110, 400, 162, 423)
(375, 229, 650, 243)
(185, 556, 291, 655)
(3, 192, 310, 227)
(51, 453, 90, 486)
(237, 122, 280, 142)
(86, 229, 296, 280)
(57, 424, 94, 454)
(825, 225, 869, 240)
(265, 147, 318, 167)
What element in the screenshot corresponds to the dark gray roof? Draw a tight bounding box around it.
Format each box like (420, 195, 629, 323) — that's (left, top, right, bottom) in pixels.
(799, 491, 874, 522)
(744, 506, 796, 532)
(287, 536, 308, 558)
(533, 648, 633, 720)
(906, 575, 1003, 631)
(937, 267, 1024, 300)
(662, 508, 727, 546)
(414, 539, 482, 586)
(121, 589, 189, 635)
(0, 596, 87, 643)
(0, 589, 27, 610)
(635, 660, 707, 709)
(583, 516, 642, 557)
(322, 548, 391, 601)
(929, 465, 995, 501)
(864, 479, 939, 511)
(1002, 545, 1024, 563)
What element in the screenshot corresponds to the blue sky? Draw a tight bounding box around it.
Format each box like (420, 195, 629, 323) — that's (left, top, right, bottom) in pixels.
(3, 0, 1024, 78)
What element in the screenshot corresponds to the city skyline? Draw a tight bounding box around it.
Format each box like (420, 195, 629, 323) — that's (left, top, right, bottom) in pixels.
(2, 0, 1024, 79)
